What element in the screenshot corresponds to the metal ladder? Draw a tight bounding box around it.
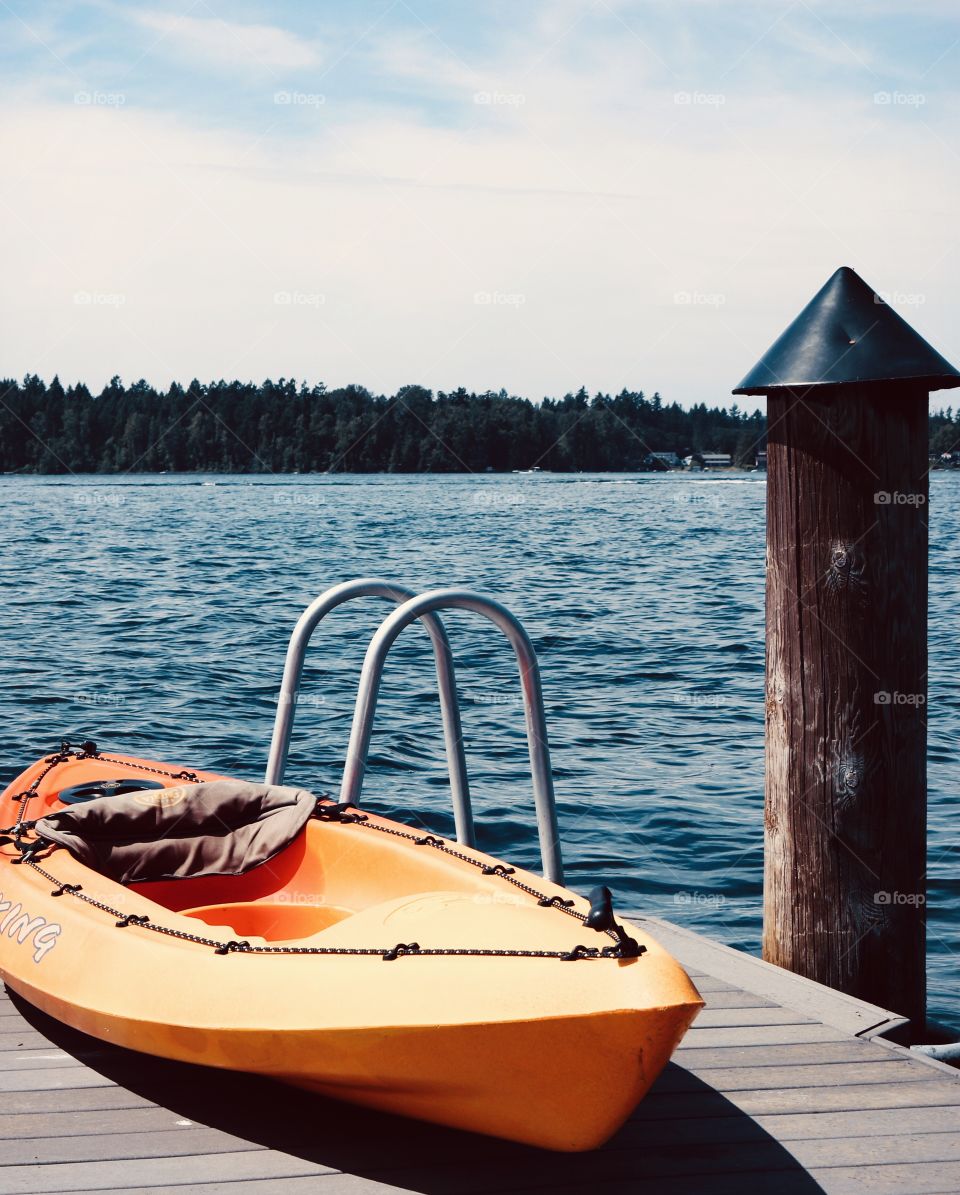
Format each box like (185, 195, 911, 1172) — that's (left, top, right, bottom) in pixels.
(264, 579, 564, 884)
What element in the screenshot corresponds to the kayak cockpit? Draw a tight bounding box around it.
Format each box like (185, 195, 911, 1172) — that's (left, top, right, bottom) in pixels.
(130, 815, 526, 945)
(179, 899, 354, 940)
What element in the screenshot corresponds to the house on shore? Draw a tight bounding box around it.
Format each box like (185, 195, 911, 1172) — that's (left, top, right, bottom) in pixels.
(645, 452, 682, 468)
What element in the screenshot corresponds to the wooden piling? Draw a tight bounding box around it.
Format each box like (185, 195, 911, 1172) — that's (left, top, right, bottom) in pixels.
(734, 267, 960, 1027)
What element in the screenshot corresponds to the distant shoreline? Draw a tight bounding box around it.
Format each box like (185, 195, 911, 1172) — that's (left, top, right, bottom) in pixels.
(3, 378, 956, 474)
(5, 466, 960, 479)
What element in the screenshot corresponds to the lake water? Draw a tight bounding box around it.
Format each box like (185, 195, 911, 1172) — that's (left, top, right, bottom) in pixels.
(1, 472, 957, 1032)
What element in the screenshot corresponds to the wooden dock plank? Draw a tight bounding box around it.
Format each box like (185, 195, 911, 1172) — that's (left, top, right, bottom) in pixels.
(690, 989, 780, 1009)
(763, 1131, 960, 1167)
(803, 1163, 960, 1194)
(84, 1186, 353, 1195)
(203, 1133, 960, 1193)
(4, 1049, 86, 1070)
(0, 1065, 117, 1092)
(0, 1086, 155, 1114)
(0, 1151, 333, 1194)
(0, 1034, 69, 1052)
(490, 1167, 960, 1195)
(672, 1040, 890, 1068)
(613, 1107, 960, 1146)
(679, 1023, 845, 1046)
(645, 1077, 960, 1116)
(0, 1126, 268, 1166)
(3, 1105, 217, 1139)
(653, 1058, 942, 1092)
(688, 1006, 816, 1027)
(675, 975, 741, 993)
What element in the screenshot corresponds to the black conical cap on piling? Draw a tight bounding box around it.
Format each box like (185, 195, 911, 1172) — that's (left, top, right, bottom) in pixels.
(733, 266, 960, 395)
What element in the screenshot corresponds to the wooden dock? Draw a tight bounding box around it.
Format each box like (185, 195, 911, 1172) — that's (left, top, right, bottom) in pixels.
(2, 914, 959, 1195)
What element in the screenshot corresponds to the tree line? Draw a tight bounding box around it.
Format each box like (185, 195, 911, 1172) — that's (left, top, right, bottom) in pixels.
(1, 375, 957, 473)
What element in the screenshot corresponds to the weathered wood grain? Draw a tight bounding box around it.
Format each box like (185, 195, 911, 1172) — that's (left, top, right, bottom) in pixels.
(680, 1023, 848, 1047)
(645, 1077, 960, 1116)
(0, 1064, 117, 1092)
(654, 1058, 943, 1092)
(0, 1151, 333, 1194)
(690, 1006, 816, 1028)
(677, 1036, 863, 1066)
(765, 384, 929, 1024)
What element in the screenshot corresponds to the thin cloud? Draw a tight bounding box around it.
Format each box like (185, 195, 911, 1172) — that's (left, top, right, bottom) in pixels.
(131, 10, 322, 73)
(1, 1, 958, 403)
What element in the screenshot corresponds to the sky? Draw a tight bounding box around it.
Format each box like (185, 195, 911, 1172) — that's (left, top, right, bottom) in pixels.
(2, 0, 959, 409)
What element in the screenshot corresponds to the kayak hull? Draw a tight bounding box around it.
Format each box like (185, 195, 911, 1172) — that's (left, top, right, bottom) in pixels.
(0, 751, 702, 1151)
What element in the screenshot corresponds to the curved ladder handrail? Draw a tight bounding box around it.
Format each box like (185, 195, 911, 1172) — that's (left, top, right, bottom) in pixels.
(339, 589, 564, 884)
(265, 579, 473, 846)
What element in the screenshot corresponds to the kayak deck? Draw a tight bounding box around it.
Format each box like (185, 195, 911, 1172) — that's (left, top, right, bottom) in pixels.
(0, 750, 702, 1151)
(3, 912, 959, 1194)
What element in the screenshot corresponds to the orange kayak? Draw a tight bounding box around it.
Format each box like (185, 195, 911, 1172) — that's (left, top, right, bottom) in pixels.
(0, 744, 702, 1152)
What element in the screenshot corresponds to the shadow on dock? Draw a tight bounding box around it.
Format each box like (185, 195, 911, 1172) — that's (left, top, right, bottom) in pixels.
(12, 991, 826, 1194)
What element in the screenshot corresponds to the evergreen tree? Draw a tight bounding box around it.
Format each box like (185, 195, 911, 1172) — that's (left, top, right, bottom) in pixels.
(0, 375, 952, 473)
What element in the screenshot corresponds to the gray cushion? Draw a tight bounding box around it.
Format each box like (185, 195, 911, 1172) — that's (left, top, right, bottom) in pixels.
(34, 781, 317, 884)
